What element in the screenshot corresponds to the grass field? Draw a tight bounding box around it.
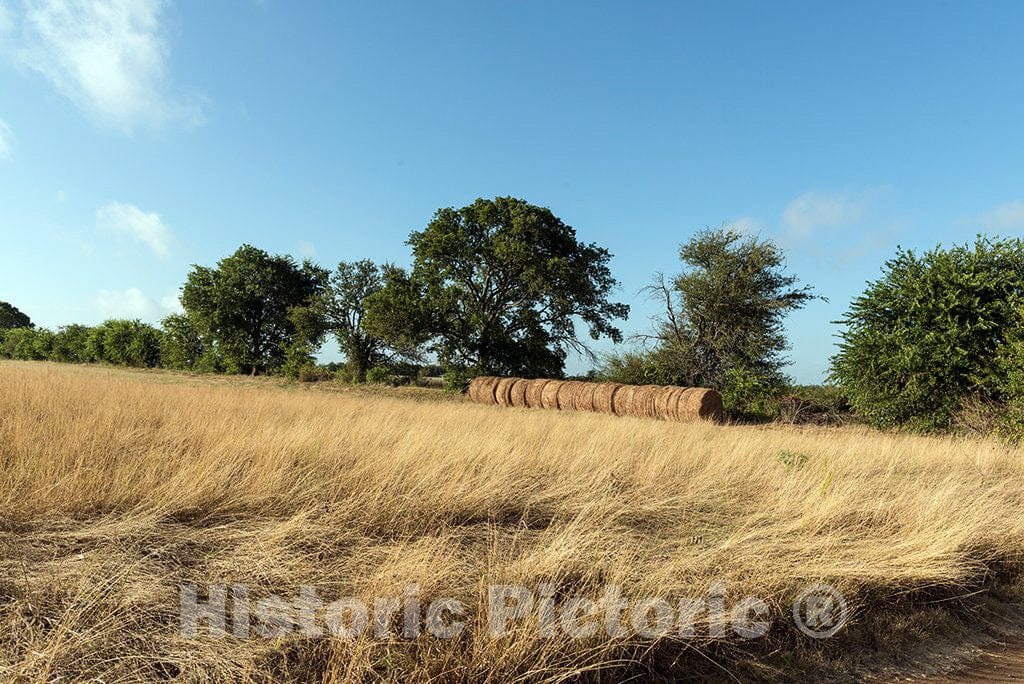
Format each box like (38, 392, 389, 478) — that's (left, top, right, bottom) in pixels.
(2, 361, 1024, 682)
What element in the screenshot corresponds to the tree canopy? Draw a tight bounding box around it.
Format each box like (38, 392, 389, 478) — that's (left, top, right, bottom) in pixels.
(0, 301, 32, 330)
(366, 197, 628, 378)
(322, 259, 388, 381)
(600, 228, 817, 417)
(181, 244, 328, 374)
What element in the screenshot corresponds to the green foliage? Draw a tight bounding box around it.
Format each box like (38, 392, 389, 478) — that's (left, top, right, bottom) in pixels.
(97, 320, 164, 367)
(280, 305, 329, 379)
(720, 366, 779, 421)
(181, 244, 328, 375)
(160, 313, 221, 372)
(365, 197, 628, 378)
(776, 449, 809, 469)
(323, 259, 389, 382)
(831, 237, 1024, 429)
(600, 228, 815, 420)
(365, 365, 397, 385)
(1, 327, 47, 359)
(51, 324, 92, 363)
(639, 228, 817, 393)
(0, 301, 32, 330)
(596, 349, 671, 386)
(441, 366, 476, 393)
(84, 326, 107, 362)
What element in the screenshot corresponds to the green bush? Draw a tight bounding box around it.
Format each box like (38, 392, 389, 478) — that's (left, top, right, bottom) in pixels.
(51, 324, 92, 363)
(96, 319, 163, 367)
(720, 366, 779, 421)
(1, 327, 46, 360)
(365, 365, 396, 385)
(441, 366, 476, 393)
(831, 236, 1024, 430)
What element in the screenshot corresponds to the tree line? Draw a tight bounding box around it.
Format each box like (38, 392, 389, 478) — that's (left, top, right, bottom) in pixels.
(4, 195, 1024, 434)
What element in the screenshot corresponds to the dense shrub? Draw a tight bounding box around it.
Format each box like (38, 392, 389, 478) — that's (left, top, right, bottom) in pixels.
(51, 324, 92, 363)
(96, 320, 164, 368)
(831, 237, 1024, 430)
(1, 327, 45, 360)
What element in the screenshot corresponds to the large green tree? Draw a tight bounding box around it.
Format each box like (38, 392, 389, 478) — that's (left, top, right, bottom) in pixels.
(0, 301, 32, 330)
(180, 245, 329, 375)
(831, 237, 1024, 429)
(365, 197, 628, 378)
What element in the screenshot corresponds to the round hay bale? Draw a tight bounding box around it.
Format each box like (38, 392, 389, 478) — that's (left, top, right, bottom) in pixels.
(494, 377, 521, 407)
(634, 385, 660, 418)
(540, 380, 565, 410)
(654, 386, 679, 421)
(592, 382, 622, 414)
(611, 384, 638, 416)
(662, 386, 687, 421)
(470, 376, 500, 405)
(676, 387, 724, 422)
(556, 381, 584, 410)
(509, 379, 530, 408)
(524, 379, 550, 408)
(572, 382, 599, 412)
(467, 375, 489, 402)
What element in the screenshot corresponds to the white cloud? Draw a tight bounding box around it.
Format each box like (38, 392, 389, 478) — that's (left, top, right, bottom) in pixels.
(159, 292, 183, 315)
(728, 216, 764, 236)
(297, 241, 317, 259)
(781, 191, 866, 239)
(0, 2, 12, 32)
(96, 201, 172, 257)
(0, 118, 13, 159)
(54, 189, 67, 202)
(4, 0, 201, 131)
(94, 287, 177, 321)
(977, 201, 1024, 232)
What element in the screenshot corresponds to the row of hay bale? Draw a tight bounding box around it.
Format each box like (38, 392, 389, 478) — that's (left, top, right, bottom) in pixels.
(467, 376, 722, 422)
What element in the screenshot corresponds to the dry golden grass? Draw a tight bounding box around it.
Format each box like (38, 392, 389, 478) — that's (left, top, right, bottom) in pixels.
(2, 361, 1024, 682)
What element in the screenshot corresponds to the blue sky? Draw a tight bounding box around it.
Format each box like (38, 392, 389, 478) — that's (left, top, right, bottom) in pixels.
(2, 1, 1023, 382)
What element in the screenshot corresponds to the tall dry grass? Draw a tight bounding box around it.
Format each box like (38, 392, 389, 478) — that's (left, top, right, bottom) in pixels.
(1, 361, 1024, 681)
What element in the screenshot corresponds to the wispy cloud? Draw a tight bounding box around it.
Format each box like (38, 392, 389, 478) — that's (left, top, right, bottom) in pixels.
(2, 0, 202, 132)
(93, 287, 180, 321)
(0, 117, 12, 159)
(781, 191, 866, 239)
(976, 201, 1024, 232)
(297, 241, 317, 259)
(96, 201, 173, 257)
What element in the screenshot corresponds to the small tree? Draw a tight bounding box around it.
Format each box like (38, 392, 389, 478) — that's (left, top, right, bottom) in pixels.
(0, 301, 32, 330)
(180, 245, 329, 375)
(323, 259, 388, 381)
(831, 236, 1024, 429)
(601, 228, 817, 418)
(366, 197, 628, 379)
